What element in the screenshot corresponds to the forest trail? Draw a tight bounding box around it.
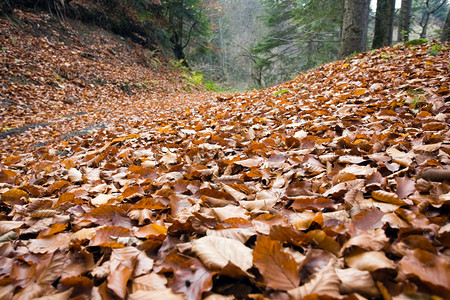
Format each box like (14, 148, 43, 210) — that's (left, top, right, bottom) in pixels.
(1, 9, 450, 300)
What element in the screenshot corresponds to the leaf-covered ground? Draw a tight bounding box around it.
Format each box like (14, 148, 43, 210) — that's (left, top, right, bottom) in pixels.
(1, 9, 450, 300)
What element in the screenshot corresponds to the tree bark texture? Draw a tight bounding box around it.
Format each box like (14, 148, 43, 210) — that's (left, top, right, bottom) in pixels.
(338, 0, 370, 59)
(442, 8, 450, 42)
(372, 0, 395, 48)
(397, 0, 412, 42)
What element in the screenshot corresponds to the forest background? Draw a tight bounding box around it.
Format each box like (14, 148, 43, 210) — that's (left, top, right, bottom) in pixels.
(2, 0, 450, 90)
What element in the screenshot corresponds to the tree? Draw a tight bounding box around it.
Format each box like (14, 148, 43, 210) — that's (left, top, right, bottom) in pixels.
(417, 0, 447, 39)
(338, 0, 370, 59)
(159, 0, 215, 66)
(372, 0, 395, 48)
(251, 0, 343, 88)
(398, 0, 413, 42)
(443, 6, 450, 41)
(251, 0, 298, 87)
(188, 0, 265, 90)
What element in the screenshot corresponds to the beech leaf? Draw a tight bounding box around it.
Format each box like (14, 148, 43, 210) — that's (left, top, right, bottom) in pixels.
(191, 236, 253, 272)
(287, 262, 341, 299)
(253, 235, 300, 290)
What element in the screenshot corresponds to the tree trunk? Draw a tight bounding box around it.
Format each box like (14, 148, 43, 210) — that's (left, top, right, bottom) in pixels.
(372, 0, 395, 48)
(338, 0, 370, 59)
(419, 0, 447, 40)
(442, 8, 450, 42)
(397, 0, 412, 42)
(420, 12, 430, 39)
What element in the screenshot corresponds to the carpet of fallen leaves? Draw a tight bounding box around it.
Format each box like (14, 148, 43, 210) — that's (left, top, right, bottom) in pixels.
(1, 8, 450, 300)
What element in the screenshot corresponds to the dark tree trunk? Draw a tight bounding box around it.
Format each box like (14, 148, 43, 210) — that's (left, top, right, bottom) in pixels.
(397, 0, 412, 42)
(338, 0, 370, 59)
(372, 0, 395, 48)
(170, 32, 189, 68)
(442, 8, 450, 42)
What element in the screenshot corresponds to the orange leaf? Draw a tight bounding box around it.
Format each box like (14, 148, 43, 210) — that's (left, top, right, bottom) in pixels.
(352, 88, 367, 96)
(253, 235, 300, 290)
(38, 223, 67, 238)
(1, 188, 28, 205)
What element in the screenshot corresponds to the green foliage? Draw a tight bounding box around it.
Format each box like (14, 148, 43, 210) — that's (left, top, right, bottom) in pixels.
(159, 0, 216, 62)
(204, 80, 219, 92)
(251, 0, 343, 87)
(274, 89, 289, 96)
(427, 44, 447, 55)
(405, 38, 428, 45)
(411, 94, 426, 107)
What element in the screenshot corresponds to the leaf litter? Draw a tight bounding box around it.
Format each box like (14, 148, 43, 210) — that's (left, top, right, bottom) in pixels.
(1, 9, 450, 300)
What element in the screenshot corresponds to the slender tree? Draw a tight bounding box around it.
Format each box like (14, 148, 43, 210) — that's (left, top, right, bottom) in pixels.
(338, 0, 370, 59)
(442, 6, 450, 41)
(418, 0, 447, 39)
(372, 0, 395, 48)
(398, 0, 413, 42)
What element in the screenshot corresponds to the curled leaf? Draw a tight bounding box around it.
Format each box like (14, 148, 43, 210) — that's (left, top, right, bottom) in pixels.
(287, 262, 341, 299)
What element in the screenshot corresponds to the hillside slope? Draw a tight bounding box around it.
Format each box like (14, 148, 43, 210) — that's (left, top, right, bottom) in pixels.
(1, 8, 450, 300)
(1, 8, 212, 154)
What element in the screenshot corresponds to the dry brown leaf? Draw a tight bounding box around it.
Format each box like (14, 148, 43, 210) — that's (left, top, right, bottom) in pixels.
(234, 156, 264, 168)
(287, 262, 341, 299)
(345, 250, 396, 271)
(191, 236, 253, 272)
(70, 227, 97, 242)
(395, 177, 416, 199)
(36, 250, 66, 285)
(107, 247, 140, 298)
(1, 188, 28, 205)
(340, 228, 389, 254)
(132, 273, 168, 293)
(306, 230, 341, 255)
(212, 205, 248, 221)
(335, 268, 379, 298)
(371, 190, 405, 205)
(386, 147, 413, 167)
(28, 233, 71, 253)
(171, 257, 213, 300)
(413, 142, 441, 152)
(129, 289, 184, 300)
(91, 194, 117, 206)
(399, 249, 450, 296)
(253, 235, 300, 290)
(33, 288, 73, 300)
(67, 168, 83, 183)
(206, 227, 256, 243)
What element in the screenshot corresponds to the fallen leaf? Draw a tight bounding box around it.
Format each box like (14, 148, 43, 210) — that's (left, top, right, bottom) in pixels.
(253, 235, 300, 290)
(287, 262, 341, 299)
(399, 249, 450, 296)
(171, 258, 213, 300)
(107, 247, 140, 298)
(335, 268, 379, 298)
(345, 250, 395, 271)
(191, 236, 253, 273)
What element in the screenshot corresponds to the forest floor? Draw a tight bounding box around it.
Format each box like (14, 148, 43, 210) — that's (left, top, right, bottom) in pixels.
(1, 8, 450, 300)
